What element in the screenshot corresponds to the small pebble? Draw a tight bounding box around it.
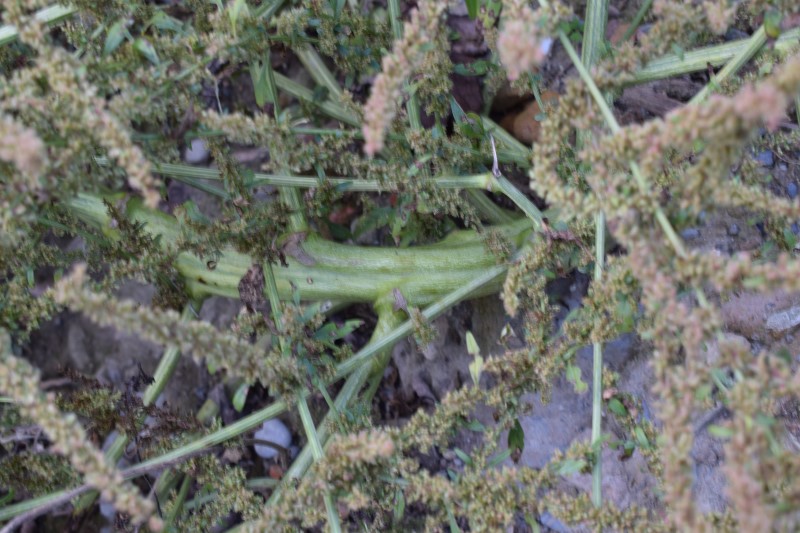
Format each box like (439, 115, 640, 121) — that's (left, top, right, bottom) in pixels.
(788, 182, 798, 199)
(184, 138, 210, 165)
(724, 28, 748, 41)
(755, 150, 774, 167)
(766, 306, 800, 334)
(681, 227, 700, 240)
(254, 419, 292, 459)
(99, 499, 116, 522)
(698, 210, 707, 224)
(727, 223, 740, 237)
(792, 222, 800, 235)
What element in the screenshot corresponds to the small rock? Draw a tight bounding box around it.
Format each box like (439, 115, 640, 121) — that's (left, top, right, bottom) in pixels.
(766, 306, 800, 334)
(701, 333, 750, 365)
(681, 227, 700, 240)
(725, 28, 748, 41)
(184, 138, 210, 165)
(99, 499, 116, 522)
(727, 223, 740, 237)
(254, 419, 292, 459)
(779, 163, 789, 171)
(788, 182, 798, 199)
(755, 150, 774, 167)
(792, 223, 800, 235)
(539, 512, 573, 533)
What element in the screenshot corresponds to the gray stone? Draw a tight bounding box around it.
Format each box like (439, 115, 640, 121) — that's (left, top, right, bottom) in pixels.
(788, 182, 798, 200)
(184, 138, 210, 165)
(755, 150, 774, 167)
(681, 227, 700, 240)
(766, 306, 800, 334)
(254, 418, 292, 459)
(727, 223, 740, 237)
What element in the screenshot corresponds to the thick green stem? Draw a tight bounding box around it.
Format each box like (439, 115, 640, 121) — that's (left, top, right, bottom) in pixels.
(67, 194, 531, 306)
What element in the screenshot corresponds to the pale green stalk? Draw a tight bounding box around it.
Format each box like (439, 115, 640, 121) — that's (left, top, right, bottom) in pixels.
(293, 45, 343, 100)
(297, 399, 342, 533)
(272, 71, 360, 126)
(690, 25, 767, 104)
(164, 475, 192, 529)
(620, 0, 653, 42)
(580, 0, 608, 509)
(0, 4, 75, 46)
(632, 28, 800, 84)
(557, 31, 690, 258)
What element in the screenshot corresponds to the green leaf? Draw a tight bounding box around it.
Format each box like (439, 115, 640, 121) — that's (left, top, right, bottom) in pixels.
(764, 10, 783, 39)
(466, 0, 479, 20)
(488, 448, 512, 467)
(450, 97, 467, 124)
(782, 227, 797, 250)
(556, 458, 586, 476)
(393, 489, 405, 524)
(229, 0, 250, 37)
(634, 426, 649, 447)
(149, 11, 183, 33)
(330, 0, 346, 18)
(467, 331, 484, 385)
(508, 418, 525, 452)
(465, 419, 486, 432)
(607, 397, 628, 417)
(133, 38, 160, 65)
(454, 447, 473, 466)
(313, 319, 363, 347)
(566, 364, 588, 393)
(232, 383, 249, 412)
(453, 60, 489, 76)
(707, 424, 734, 439)
(104, 19, 128, 56)
(694, 384, 713, 402)
(466, 331, 480, 356)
